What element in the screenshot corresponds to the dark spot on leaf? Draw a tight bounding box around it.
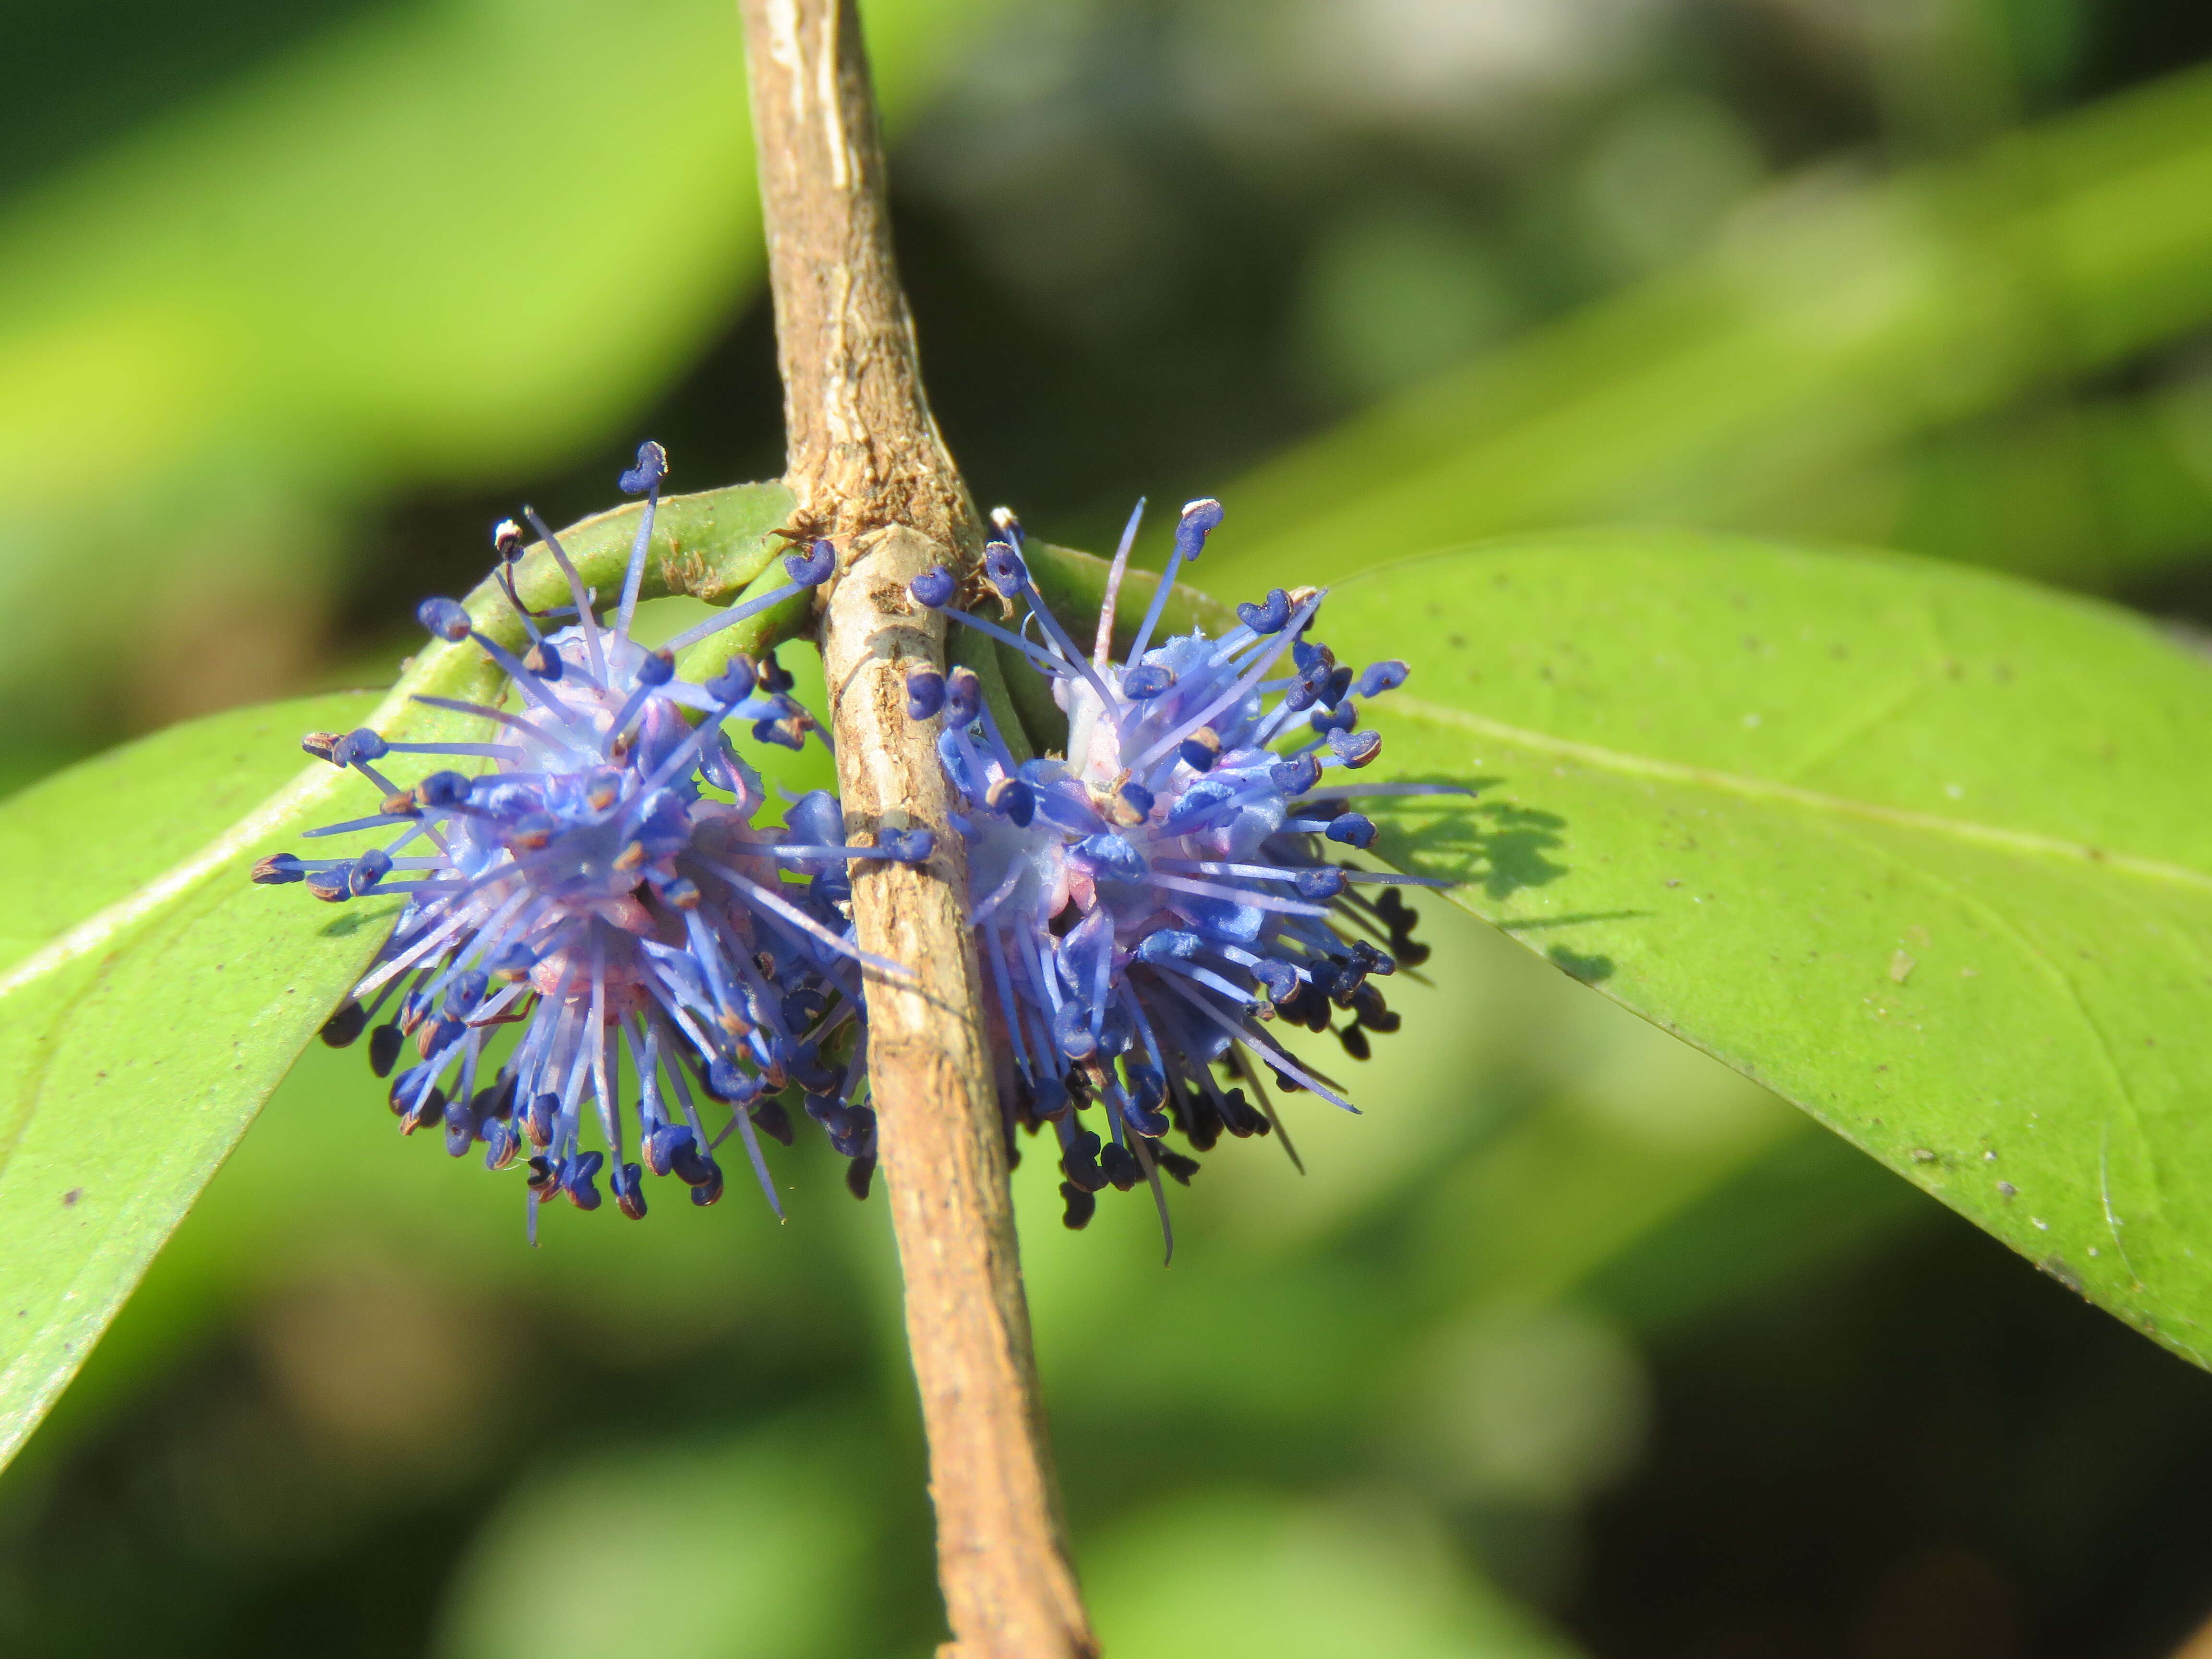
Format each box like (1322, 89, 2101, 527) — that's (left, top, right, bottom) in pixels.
(61, 1188, 81, 1207)
(1997, 1181, 2017, 1197)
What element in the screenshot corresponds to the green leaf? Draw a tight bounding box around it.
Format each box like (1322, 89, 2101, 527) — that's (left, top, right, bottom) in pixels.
(1086, 1491, 1582, 1659)
(0, 481, 803, 1467)
(1323, 531, 2212, 1366)
(0, 690, 381, 1461)
(0, 0, 1010, 708)
(0, 0, 1008, 500)
(436, 1419, 877, 1659)
(1204, 61, 2212, 602)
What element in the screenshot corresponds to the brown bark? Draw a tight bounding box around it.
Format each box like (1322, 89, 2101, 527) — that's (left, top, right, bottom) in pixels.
(734, 5, 1097, 1656)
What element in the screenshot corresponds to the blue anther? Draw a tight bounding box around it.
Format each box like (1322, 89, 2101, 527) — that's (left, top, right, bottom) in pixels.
(562, 1151, 605, 1211)
(1309, 702, 1357, 737)
(785, 539, 836, 586)
(526, 1093, 560, 1147)
(1126, 1063, 1167, 1112)
(1062, 1130, 1108, 1192)
(1178, 735, 1220, 773)
(995, 777, 1036, 827)
(828, 1105, 875, 1159)
(705, 656, 756, 704)
(613, 1161, 648, 1220)
(1327, 727, 1382, 768)
(982, 541, 1029, 597)
(1326, 813, 1378, 849)
(443, 969, 490, 1015)
(636, 649, 675, 687)
(1030, 1073, 1070, 1119)
(911, 565, 957, 609)
(945, 668, 982, 724)
(403, 1086, 448, 1134)
(1122, 662, 1175, 699)
(416, 771, 472, 808)
(1053, 1002, 1098, 1060)
(876, 828, 935, 862)
(643, 1123, 691, 1179)
(672, 1135, 717, 1187)
(1271, 754, 1323, 795)
(706, 1057, 763, 1105)
(1173, 498, 1225, 563)
(1357, 659, 1409, 697)
(1236, 588, 1291, 634)
(251, 854, 305, 885)
(332, 728, 389, 766)
(1295, 866, 1346, 901)
(906, 668, 947, 719)
(618, 439, 668, 495)
(1135, 930, 1202, 963)
(1072, 832, 1147, 882)
(417, 597, 471, 641)
(443, 1098, 479, 1158)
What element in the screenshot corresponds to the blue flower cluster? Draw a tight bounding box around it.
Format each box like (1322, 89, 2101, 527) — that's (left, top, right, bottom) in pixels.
(908, 498, 1448, 1246)
(256, 444, 924, 1233)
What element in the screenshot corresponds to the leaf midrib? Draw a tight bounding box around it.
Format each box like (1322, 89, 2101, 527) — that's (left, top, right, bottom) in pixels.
(0, 757, 352, 999)
(1386, 695, 2212, 894)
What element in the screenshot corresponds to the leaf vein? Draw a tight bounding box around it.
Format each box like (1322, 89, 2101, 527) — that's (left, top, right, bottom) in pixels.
(1383, 695, 2212, 892)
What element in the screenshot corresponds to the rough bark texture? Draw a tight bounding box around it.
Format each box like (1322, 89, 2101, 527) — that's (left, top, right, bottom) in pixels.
(735, 5, 1098, 1656)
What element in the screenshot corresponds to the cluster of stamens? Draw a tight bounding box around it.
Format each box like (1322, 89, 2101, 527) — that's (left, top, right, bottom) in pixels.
(907, 498, 1450, 1249)
(256, 444, 924, 1234)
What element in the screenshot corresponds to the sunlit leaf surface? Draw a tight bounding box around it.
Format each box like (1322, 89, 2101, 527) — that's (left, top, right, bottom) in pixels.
(1327, 532, 2212, 1365)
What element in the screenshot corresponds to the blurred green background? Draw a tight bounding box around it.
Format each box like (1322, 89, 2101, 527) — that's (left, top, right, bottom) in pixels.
(7, 0, 2212, 1653)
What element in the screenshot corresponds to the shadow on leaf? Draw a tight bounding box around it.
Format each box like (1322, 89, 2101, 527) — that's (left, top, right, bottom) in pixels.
(1371, 778, 1569, 900)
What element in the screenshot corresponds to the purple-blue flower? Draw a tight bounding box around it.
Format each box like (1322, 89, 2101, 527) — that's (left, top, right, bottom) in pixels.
(259, 444, 922, 1232)
(909, 497, 1451, 1247)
